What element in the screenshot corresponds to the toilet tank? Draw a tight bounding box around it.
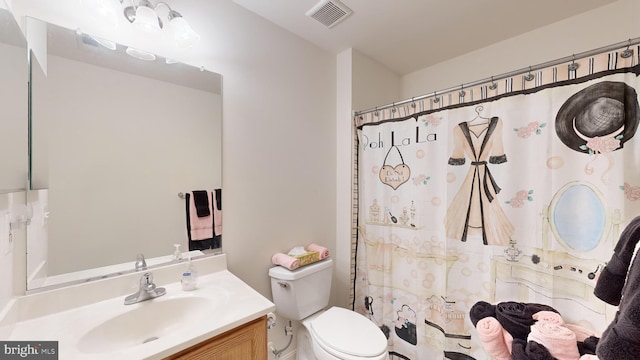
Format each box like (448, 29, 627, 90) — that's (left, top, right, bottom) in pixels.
(268, 258, 333, 320)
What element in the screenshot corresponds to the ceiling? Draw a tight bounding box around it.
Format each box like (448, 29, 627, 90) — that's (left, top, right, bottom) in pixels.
(232, 0, 618, 76)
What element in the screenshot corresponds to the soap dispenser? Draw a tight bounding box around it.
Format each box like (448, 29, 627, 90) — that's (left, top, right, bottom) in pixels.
(172, 244, 183, 261)
(181, 255, 198, 291)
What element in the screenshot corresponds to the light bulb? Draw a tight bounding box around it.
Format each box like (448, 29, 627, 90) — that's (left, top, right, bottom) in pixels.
(167, 16, 200, 50)
(133, 3, 161, 32)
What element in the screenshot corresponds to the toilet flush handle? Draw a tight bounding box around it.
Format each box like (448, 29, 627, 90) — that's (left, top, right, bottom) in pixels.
(277, 281, 289, 288)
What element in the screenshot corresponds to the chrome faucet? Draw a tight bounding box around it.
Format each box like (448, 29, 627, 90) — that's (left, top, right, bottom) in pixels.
(124, 272, 166, 305)
(134, 253, 147, 271)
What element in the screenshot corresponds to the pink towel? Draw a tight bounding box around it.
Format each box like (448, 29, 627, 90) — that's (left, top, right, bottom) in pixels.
(307, 243, 329, 259)
(528, 321, 580, 360)
(503, 327, 514, 353)
(213, 189, 222, 236)
(565, 323, 597, 342)
(579, 355, 598, 360)
(476, 317, 511, 360)
(188, 191, 213, 241)
(272, 253, 300, 270)
(533, 310, 565, 325)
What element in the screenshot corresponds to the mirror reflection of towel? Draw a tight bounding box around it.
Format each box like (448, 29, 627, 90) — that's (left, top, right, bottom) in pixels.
(192, 190, 211, 217)
(213, 189, 222, 236)
(186, 191, 214, 241)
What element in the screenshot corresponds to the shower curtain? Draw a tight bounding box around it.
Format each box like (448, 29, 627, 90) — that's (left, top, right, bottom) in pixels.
(353, 50, 640, 360)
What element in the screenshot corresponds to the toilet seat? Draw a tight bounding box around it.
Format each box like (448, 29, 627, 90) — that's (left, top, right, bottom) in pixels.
(308, 307, 387, 359)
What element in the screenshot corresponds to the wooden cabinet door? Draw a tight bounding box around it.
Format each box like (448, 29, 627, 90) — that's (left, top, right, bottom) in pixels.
(166, 316, 267, 360)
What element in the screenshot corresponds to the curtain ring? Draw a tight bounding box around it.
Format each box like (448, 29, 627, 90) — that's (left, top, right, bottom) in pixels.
(410, 97, 416, 109)
(621, 39, 634, 58)
(524, 66, 534, 81)
(374, 107, 379, 117)
(459, 84, 466, 98)
(391, 102, 397, 114)
(568, 54, 579, 71)
(433, 91, 439, 103)
(489, 76, 498, 90)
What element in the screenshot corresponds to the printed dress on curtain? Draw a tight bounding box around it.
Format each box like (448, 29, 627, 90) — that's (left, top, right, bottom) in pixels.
(445, 116, 514, 246)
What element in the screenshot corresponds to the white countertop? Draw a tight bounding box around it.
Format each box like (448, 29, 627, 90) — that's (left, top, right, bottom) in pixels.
(5, 256, 275, 359)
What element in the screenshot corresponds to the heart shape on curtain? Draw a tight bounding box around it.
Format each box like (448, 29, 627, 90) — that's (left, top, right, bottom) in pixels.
(379, 164, 411, 190)
(379, 145, 411, 190)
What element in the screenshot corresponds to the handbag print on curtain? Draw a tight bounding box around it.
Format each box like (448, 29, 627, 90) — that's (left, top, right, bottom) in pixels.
(354, 62, 640, 359)
(395, 305, 418, 345)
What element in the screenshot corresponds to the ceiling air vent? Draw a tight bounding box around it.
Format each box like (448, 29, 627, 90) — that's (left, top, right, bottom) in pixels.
(306, 0, 353, 29)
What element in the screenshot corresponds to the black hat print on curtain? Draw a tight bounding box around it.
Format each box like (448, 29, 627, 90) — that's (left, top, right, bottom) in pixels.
(555, 81, 640, 182)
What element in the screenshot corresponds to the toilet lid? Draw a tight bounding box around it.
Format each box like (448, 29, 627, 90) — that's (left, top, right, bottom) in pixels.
(309, 307, 387, 358)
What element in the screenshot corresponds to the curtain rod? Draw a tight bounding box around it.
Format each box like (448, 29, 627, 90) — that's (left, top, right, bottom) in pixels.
(354, 37, 640, 116)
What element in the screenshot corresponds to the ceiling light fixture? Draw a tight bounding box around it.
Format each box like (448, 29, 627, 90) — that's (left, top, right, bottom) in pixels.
(166, 10, 201, 50)
(79, 32, 118, 51)
(125, 46, 157, 61)
(93, 36, 118, 50)
(124, 0, 161, 32)
(120, 0, 200, 48)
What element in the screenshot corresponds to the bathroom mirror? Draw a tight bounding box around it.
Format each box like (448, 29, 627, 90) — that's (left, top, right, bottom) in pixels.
(548, 181, 610, 253)
(26, 18, 223, 291)
(0, 6, 28, 193)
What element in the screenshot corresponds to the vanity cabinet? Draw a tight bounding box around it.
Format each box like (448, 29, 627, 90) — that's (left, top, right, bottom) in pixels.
(165, 316, 268, 360)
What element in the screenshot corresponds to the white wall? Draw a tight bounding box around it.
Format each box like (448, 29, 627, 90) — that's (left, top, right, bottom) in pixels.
(0, 192, 27, 313)
(352, 50, 402, 111)
(401, 0, 640, 99)
(210, 3, 336, 301)
(25, 190, 47, 284)
(0, 195, 15, 311)
(0, 41, 28, 191)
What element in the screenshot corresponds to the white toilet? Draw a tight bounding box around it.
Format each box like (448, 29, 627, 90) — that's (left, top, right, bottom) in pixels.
(269, 258, 389, 360)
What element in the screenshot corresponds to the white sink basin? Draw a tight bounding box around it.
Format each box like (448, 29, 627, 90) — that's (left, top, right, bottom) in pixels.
(77, 295, 214, 354)
(6, 259, 276, 360)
